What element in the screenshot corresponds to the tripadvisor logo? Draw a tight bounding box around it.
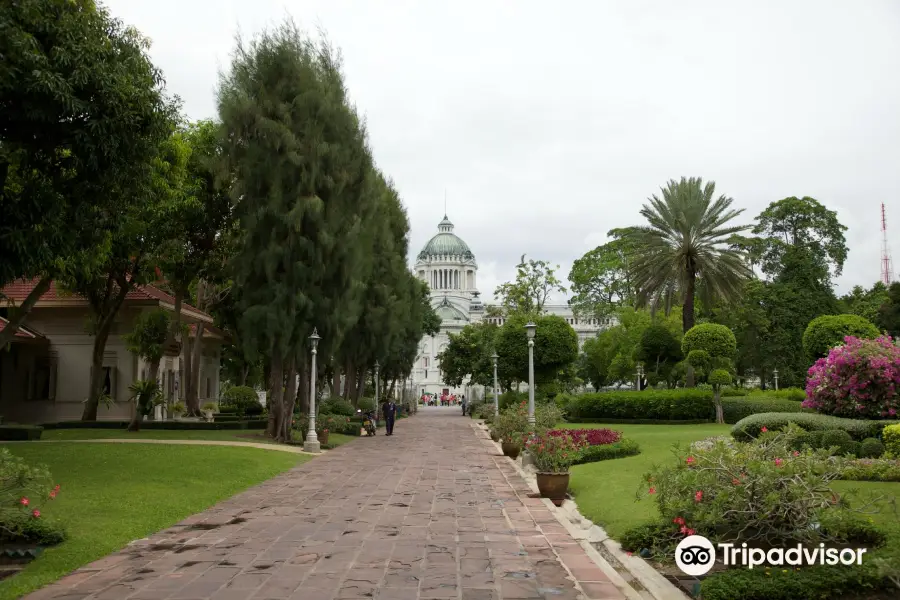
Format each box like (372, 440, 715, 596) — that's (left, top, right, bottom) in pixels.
(675, 535, 868, 576)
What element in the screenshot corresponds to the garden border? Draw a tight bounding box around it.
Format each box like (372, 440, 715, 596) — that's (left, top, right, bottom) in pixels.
(471, 420, 689, 600)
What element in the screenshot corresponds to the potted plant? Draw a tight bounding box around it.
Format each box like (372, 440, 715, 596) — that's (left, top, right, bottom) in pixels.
(169, 402, 186, 420)
(201, 402, 217, 422)
(525, 432, 586, 506)
(494, 405, 527, 459)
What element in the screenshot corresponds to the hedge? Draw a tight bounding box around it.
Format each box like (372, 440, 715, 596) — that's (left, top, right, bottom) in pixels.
(721, 387, 806, 401)
(563, 390, 803, 424)
(573, 438, 640, 464)
(731, 413, 900, 442)
(884, 423, 900, 455)
(40, 419, 268, 431)
(0, 425, 43, 441)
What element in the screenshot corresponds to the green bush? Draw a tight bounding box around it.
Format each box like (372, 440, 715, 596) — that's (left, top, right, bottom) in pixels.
(884, 423, 900, 455)
(858, 437, 886, 458)
(357, 397, 376, 412)
(682, 323, 737, 359)
(731, 412, 900, 442)
(220, 386, 263, 417)
(0, 425, 43, 441)
(499, 391, 528, 411)
(839, 458, 900, 482)
(0, 514, 67, 546)
(0, 449, 61, 546)
(820, 429, 855, 456)
(722, 387, 806, 401)
(802, 314, 881, 360)
(573, 438, 640, 464)
(721, 397, 806, 423)
(319, 399, 355, 416)
(700, 562, 892, 600)
(565, 389, 715, 421)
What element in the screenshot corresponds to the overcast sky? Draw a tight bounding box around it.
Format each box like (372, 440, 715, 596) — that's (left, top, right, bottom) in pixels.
(104, 0, 900, 303)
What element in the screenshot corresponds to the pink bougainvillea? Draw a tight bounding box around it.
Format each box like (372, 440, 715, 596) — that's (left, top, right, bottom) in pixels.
(803, 335, 900, 419)
(547, 428, 621, 446)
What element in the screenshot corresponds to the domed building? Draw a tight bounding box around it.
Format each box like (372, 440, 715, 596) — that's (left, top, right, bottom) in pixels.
(411, 215, 610, 400)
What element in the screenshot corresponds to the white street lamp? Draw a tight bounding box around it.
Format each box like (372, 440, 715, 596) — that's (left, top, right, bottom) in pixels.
(773, 368, 779, 391)
(525, 323, 537, 432)
(304, 328, 321, 453)
(492, 351, 500, 416)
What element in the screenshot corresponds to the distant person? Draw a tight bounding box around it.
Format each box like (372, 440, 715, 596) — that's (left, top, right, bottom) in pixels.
(382, 399, 397, 436)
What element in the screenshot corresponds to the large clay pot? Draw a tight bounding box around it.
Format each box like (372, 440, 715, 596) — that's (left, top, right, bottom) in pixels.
(501, 442, 521, 459)
(319, 430, 330, 446)
(536, 472, 570, 506)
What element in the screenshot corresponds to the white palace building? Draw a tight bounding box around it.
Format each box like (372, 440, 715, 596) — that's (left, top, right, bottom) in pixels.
(410, 215, 611, 399)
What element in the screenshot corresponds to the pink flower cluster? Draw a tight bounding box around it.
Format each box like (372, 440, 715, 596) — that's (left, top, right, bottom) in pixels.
(548, 428, 621, 446)
(803, 335, 900, 419)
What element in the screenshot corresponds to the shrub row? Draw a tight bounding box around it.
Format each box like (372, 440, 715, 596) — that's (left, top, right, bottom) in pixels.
(0, 425, 43, 441)
(721, 386, 806, 401)
(839, 458, 900, 482)
(731, 412, 900, 442)
(40, 419, 268, 431)
(574, 438, 640, 464)
(563, 390, 803, 424)
(885, 423, 900, 455)
(700, 562, 894, 600)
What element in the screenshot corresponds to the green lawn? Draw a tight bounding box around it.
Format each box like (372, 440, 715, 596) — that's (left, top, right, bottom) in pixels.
(566, 422, 900, 549)
(41, 428, 357, 449)
(0, 443, 308, 600)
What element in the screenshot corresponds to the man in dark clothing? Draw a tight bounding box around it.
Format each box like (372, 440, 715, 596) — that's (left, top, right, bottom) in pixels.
(382, 400, 397, 436)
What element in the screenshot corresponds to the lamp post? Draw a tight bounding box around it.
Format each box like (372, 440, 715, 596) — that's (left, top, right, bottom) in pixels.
(773, 368, 779, 391)
(635, 363, 644, 391)
(303, 328, 321, 453)
(375, 360, 380, 407)
(525, 323, 537, 432)
(491, 352, 499, 416)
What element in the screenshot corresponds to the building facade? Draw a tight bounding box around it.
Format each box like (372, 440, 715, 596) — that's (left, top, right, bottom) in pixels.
(410, 215, 611, 398)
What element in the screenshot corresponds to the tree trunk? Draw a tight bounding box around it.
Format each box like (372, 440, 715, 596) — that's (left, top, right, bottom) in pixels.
(239, 364, 249, 386)
(714, 389, 724, 424)
(297, 358, 310, 416)
(277, 358, 297, 442)
(0, 276, 51, 349)
(684, 271, 696, 387)
(331, 360, 341, 399)
(181, 332, 191, 402)
(344, 360, 355, 402)
(265, 349, 284, 438)
(186, 321, 205, 415)
(388, 378, 396, 400)
(82, 315, 116, 421)
(355, 366, 365, 402)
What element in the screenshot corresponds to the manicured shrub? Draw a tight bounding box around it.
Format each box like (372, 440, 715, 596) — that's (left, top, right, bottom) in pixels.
(319, 399, 355, 416)
(358, 397, 376, 412)
(820, 429, 855, 456)
(721, 397, 806, 423)
(565, 389, 715, 421)
(0, 425, 43, 441)
(802, 314, 880, 360)
(731, 412, 900, 442)
(839, 458, 900, 482)
(858, 437, 886, 458)
(574, 438, 640, 464)
(639, 429, 842, 545)
(803, 335, 900, 419)
(681, 323, 737, 359)
(220, 386, 263, 417)
(884, 423, 900, 455)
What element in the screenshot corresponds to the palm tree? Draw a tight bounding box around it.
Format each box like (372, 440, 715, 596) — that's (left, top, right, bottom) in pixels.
(626, 177, 752, 334)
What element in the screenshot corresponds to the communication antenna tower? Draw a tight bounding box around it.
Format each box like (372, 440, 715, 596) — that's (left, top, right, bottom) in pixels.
(881, 203, 894, 285)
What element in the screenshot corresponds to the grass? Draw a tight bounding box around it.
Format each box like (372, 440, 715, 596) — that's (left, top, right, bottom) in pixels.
(0, 443, 308, 600)
(41, 428, 357, 449)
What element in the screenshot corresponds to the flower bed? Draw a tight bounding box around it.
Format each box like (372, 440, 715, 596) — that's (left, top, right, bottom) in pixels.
(548, 428, 641, 464)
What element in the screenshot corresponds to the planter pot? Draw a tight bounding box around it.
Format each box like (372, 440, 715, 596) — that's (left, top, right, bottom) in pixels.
(536, 472, 570, 506)
(501, 442, 521, 459)
(319, 430, 330, 446)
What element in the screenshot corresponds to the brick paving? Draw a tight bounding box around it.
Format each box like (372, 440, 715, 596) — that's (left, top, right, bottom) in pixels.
(26, 408, 628, 600)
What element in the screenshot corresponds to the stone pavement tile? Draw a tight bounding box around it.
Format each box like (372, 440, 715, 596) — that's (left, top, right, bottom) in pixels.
(580, 581, 627, 599)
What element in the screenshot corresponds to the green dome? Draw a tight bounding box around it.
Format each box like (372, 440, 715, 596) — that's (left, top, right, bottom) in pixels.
(417, 215, 475, 260)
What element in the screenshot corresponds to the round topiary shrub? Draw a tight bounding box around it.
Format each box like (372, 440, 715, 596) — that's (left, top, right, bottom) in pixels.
(802, 314, 880, 360)
(820, 429, 855, 455)
(319, 399, 354, 416)
(858, 437, 885, 458)
(220, 386, 263, 417)
(682, 323, 737, 360)
(803, 336, 900, 419)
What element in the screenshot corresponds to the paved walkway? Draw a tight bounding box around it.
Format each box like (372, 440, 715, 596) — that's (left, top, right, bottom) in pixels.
(26, 409, 627, 600)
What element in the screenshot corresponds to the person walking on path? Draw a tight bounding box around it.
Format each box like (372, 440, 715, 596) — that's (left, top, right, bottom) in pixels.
(382, 398, 397, 436)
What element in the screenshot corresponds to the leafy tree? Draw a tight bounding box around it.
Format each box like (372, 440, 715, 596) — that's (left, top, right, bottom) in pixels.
(802, 314, 880, 360)
(494, 256, 566, 317)
(625, 177, 752, 334)
(124, 309, 171, 384)
(567, 230, 637, 320)
(494, 314, 578, 387)
(438, 321, 498, 387)
(840, 282, 889, 325)
(0, 0, 175, 347)
(706, 279, 773, 384)
(637, 324, 682, 386)
(877, 282, 900, 337)
(682, 323, 736, 422)
(751, 196, 848, 280)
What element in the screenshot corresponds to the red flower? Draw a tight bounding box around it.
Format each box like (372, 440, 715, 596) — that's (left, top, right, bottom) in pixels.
(686, 528, 695, 536)
(626, 551, 633, 556)
(673, 517, 685, 525)
(31, 510, 40, 519)
(694, 490, 703, 502)
(19, 497, 29, 507)
(49, 491, 57, 499)
(760, 427, 768, 433)
(732, 478, 741, 486)
(686, 456, 695, 465)
(648, 487, 656, 494)
(774, 458, 783, 467)
(792, 451, 800, 457)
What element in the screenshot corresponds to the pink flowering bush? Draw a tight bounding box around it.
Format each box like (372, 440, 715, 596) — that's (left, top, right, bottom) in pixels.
(0, 448, 65, 545)
(803, 335, 900, 419)
(547, 428, 621, 446)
